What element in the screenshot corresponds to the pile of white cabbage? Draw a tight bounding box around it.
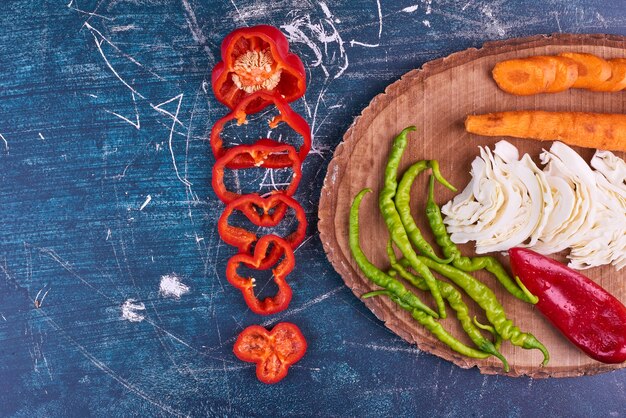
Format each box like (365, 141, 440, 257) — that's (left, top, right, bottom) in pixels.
(442, 141, 626, 270)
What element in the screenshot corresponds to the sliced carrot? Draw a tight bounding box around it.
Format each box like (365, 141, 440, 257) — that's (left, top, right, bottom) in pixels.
(587, 58, 626, 92)
(492, 57, 556, 95)
(465, 110, 626, 152)
(559, 52, 611, 89)
(543, 56, 578, 93)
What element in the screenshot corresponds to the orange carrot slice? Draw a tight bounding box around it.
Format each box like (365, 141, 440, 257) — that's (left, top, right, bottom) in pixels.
(559, 52, 611, 89)
(492, 57, 556, 95)
(543, 56, 578, 93)
(587, 58, 626, 92)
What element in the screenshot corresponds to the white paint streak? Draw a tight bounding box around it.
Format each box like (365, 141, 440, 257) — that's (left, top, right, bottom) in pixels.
(104, 91, 140, 129)
(553, 12, 562, 33)
(0, 133, 8, 153)
(87, 24, 147, 100)
(480, 4, 506, 36)
(261, 286, 343, 327)
(139, 194, 152, 211)
(159, 274, 190, 299)
(401, 5, 419, 13)
(344, 341, 421, 354)
(350, 40, 379, 48)
(121, 299, 146, 322)
(67, 0, 113, 21)
(110, 24, 137, 33)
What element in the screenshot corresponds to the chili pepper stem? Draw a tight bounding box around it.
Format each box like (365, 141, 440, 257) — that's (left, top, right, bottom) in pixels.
(514, 276, 539, 304)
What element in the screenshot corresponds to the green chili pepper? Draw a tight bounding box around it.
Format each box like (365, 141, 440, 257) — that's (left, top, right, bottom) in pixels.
(425, 172, 538, 304)
(389, 244, 509, 371)
(379, 127, 446, 318)
(362, 289, 495, 360)
(351, 188, 494, 358)
(415, 254, 550, 365)
(350, 189, 439, 318)
(395, 160, 454, 264)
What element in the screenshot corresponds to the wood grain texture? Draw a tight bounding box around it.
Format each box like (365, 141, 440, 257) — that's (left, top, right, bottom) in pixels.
(319, 33, 626, 378)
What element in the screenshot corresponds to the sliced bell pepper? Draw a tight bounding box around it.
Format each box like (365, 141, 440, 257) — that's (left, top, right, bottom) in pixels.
(210, 90, 311, 168)
(212, 141, 302, 204)
(218, 193, 307, 256)
(233, 322, 307, 384)
(509, 248, 626, 364)
(226, 235, 295, 315)
(212, 25, 306, 113)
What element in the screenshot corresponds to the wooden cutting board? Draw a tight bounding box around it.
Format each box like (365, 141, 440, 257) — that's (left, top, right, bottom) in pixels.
(318, 34, 626, 378)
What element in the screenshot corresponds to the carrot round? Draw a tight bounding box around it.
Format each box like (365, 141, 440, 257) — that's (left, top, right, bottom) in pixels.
(559, 52, 611, 89)
(465, 110, 626, 152)
(587, 58, 626, 92)
(543, 56, 578, 93)
(492, 57, 556, 95)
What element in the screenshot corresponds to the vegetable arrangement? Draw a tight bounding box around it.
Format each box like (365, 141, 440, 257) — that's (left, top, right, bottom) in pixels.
(492, 53, 626, 95)
(349, 127, 549, 370)
(210, 25, 309, 384)
(466, 111, 626, 153)
(442, 141, 626, 270)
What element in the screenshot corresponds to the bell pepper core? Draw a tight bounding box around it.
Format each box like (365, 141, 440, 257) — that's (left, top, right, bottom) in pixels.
(212, 141, 302, 204)
(218, 193, 307, 258)
(233, 322, 307, 384)
(211, 25, 306, 113)
(226, 235, 295, 315)
(509, 247, 626, 364)
(210, 90, 311, 168)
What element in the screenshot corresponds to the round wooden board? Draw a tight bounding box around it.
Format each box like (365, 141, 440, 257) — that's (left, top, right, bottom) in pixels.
(318, 34, 626, 378)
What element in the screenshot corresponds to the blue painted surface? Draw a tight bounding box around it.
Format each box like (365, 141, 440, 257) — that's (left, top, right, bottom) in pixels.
(0, 0, 624, 416)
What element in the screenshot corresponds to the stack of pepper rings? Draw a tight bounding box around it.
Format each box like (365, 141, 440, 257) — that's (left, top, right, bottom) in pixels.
(210, 25, 309, 384)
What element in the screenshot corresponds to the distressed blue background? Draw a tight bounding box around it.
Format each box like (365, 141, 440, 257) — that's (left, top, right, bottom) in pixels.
(0, 0, 625, 416)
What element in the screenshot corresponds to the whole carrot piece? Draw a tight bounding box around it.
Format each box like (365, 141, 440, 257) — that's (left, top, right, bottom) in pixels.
(465, 110, 626, 152)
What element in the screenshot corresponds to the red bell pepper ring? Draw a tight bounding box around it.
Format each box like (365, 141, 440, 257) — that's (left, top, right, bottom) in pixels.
(210, 90, 311, 168)
(212, 141, 302, 204)
(218, 193, 307, 256)
(233, 322, 307, 384)
(509, 248, 626, 364)
(212, 25, 306, 113)
(226, 235, 295, 315)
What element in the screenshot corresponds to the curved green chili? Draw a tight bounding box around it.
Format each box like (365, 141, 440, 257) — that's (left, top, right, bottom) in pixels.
(395, 160, 454, 264)
(350, 189, 438, 318)
(425, 172, 538, 304)
(362, 290, 494, 360)
(379, 127, 446, 318)
(390, 244, 509, 371)
(415, 254, 549, 365)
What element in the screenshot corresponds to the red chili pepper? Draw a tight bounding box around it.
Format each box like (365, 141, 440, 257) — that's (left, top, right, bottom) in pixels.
(226, 235, 295, 315)
(509, 248, 626, 364)
(218, 193, 307, 257)
(210, 90, 311, 168)
(233, 322, 307, 384)
(211, 25, 306, 113)
(211, 141, 302, 204)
